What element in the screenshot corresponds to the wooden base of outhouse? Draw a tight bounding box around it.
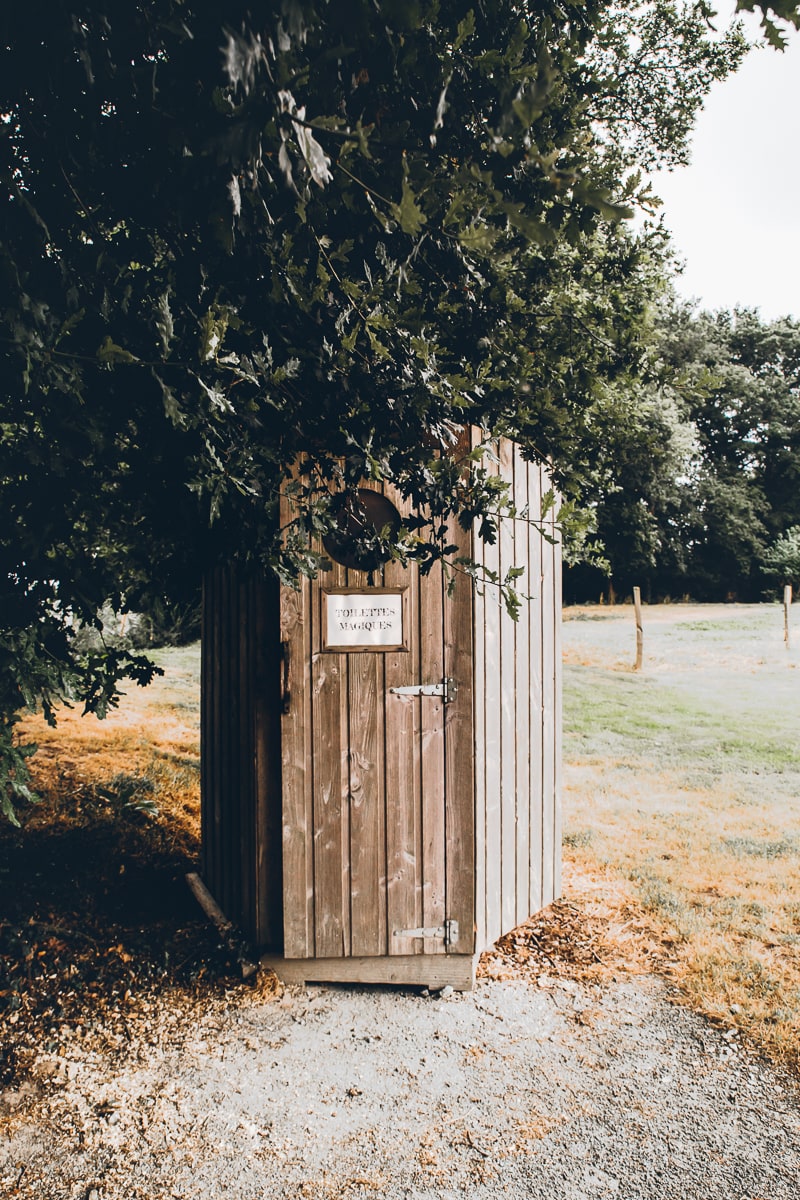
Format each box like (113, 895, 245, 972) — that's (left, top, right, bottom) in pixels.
(260, 954, 478, 992)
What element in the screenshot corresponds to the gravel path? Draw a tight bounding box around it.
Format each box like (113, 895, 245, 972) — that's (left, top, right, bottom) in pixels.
(2, 971, 798, 1200)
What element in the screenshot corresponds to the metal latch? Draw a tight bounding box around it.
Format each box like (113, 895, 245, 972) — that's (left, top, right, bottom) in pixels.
(393, 919, 459, 947)
(389, 677, 457, 703)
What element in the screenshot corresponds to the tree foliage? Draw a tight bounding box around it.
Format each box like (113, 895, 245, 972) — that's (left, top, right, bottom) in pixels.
(1, 0, 790, 816)
(566, 304, 800, 602)
(737, 0, 800, 47)
(763, 526, 800, 588)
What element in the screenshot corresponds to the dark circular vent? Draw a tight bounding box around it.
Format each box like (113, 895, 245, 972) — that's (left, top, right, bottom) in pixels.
(323, 489, 402, 573)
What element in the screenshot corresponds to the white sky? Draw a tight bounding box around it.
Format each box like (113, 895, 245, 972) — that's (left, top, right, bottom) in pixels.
(648, 7, 800, 320)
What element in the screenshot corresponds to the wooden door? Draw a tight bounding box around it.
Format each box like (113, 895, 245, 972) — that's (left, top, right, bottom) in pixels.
(279, 485, 474, 963)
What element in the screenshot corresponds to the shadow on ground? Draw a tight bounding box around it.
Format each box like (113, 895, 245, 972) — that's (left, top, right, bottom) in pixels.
(0, 781, 237, 1088)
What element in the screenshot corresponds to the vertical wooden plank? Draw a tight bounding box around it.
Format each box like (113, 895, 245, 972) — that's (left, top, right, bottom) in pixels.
(200, 575, 211, 886)
(471, 455, 487, 952)
(280, 479, 315, 958)
(214, 566, 224, 902)
(345, 493, 388, 958)
(443, 512, 475, 956)
(211, 570, 223, 907)
(482, 447, 502, 948)
(633, 585, 644, 670)
(552, 485, 563, 902)
(254, 576, 284, 950)
(216, 568, 227, 911)
(238, 575, 253, 938)
(541, 464, 557, 908)
(527, 463, 544, 916)
(419, 556, 447, 956)
(220, 567, 233, 919)
(311, 555, 350, 958)
(231, 570, 244, 925)
(253, 580, 266, 945)
(384, 492, 423, 958)
(347, 647, 386, 956)
(203, 573, 215, 896)
(498, 439, 517, 934)
(251, 577, 264, 945)
(513, 446, 531, 929)
(224, 567, 241, 922)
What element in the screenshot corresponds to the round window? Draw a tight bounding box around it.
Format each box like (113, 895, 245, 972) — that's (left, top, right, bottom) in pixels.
(323, 489, 402, 573)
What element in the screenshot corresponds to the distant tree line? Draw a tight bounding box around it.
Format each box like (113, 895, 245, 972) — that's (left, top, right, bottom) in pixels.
(564, 304, 800, 604)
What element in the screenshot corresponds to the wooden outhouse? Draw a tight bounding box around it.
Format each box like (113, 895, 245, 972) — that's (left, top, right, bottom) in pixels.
(200, 438, 561, 990)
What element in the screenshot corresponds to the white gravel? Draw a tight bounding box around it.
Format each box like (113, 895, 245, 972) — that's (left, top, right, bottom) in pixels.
(1, 972, 799, 1199)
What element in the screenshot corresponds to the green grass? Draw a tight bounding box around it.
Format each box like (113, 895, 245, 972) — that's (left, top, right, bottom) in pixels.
(566, 664, 800, 780)
(146, 643, 202, 715)
(562, 602, 800, 1071)
(565, 602, 800, 789)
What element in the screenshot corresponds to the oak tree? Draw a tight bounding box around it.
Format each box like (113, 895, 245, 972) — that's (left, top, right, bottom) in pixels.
(1, 0, 789, 816)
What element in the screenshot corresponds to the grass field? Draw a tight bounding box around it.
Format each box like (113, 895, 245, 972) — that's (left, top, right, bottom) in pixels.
(16, 643, 202, 839)
(563, 601, 800, 1070)
(5, 602, 799, 1078)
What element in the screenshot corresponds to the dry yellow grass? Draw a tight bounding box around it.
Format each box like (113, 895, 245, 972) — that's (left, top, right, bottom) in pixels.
(17, 645, 201, 841)
(563, 602, 800, 1073)
(1, 644, 216, 1089)
(480, 854, 680, 987)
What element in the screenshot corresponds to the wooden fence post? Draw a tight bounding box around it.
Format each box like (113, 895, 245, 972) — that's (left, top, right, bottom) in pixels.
(785, 584, 792, 649)
(633, 586, 643, 671)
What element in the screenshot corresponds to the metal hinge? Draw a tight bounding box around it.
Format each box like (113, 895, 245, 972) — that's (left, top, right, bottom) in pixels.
(389, 677, 457, 703)
(393, 919, 459, 947)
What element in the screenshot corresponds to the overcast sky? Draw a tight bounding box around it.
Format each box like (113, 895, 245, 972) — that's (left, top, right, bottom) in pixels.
(648, 8, 800, 321)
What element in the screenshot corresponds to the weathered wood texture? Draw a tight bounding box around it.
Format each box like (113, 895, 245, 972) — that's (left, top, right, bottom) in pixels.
(633, 585, 644, 670)
(200, 435, 560, 977)
(443, 510, 476, 963)
(260, 952, 477, 991)
(200, 568, 283, 949)
(279, 483, 475, 962)
(472, 442, 562, 953)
